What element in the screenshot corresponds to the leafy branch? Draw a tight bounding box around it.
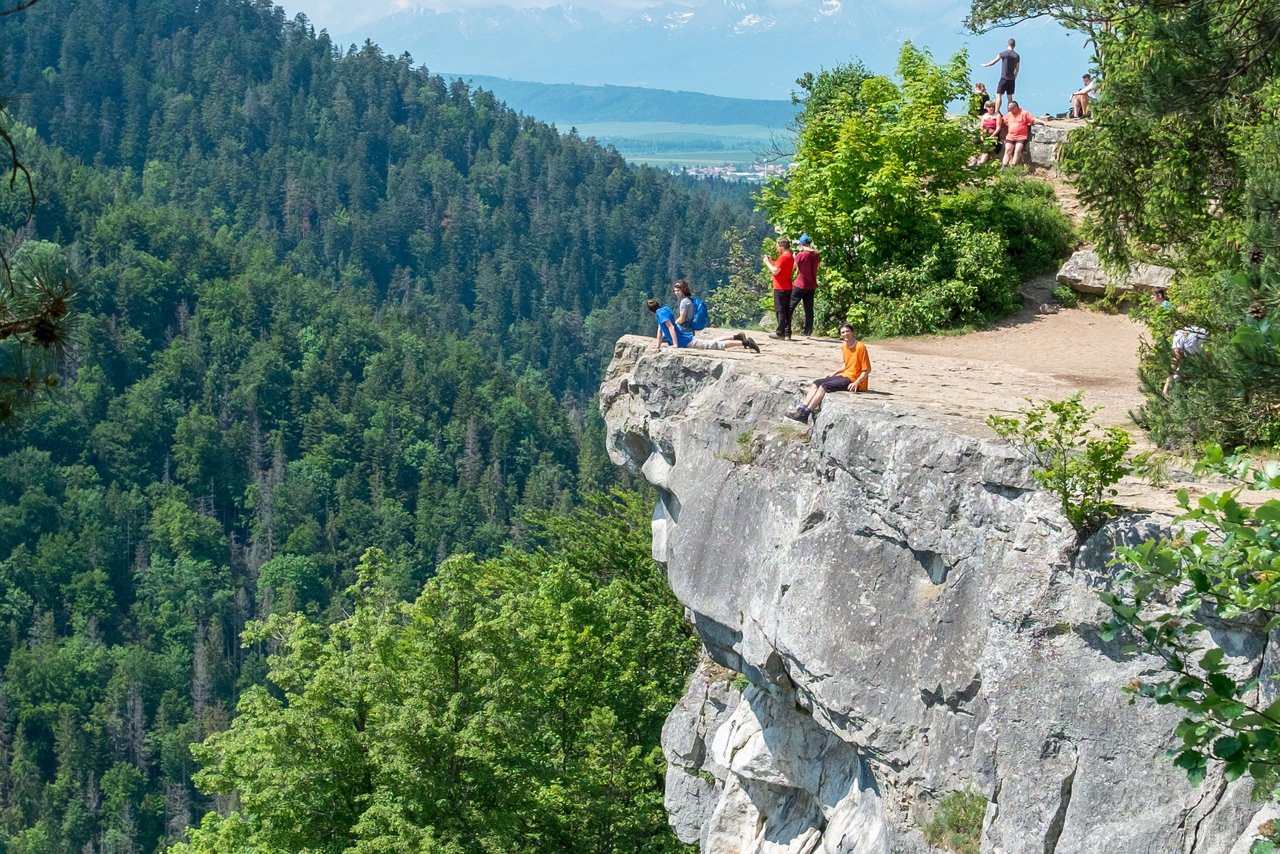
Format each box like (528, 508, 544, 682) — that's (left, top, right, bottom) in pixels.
(987, 394, 1134, 532)
(1100, 459, 1280, 818)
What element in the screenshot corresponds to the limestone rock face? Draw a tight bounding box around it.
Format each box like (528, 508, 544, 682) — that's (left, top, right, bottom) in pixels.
(1028, 122, 1070, 168)
(1057, 248, 1176, 296)
(600, 338, 1262, 853)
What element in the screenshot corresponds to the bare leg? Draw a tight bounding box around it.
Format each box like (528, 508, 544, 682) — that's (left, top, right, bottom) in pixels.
(804, 385, 828, 412)
(1002, 140, 1024, 167)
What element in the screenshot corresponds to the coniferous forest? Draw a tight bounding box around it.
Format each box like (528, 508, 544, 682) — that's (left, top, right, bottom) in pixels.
(0, 0, 766, 849)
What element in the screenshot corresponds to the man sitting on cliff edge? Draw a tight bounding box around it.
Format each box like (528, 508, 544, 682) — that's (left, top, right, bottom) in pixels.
(785, 324, 870, 423)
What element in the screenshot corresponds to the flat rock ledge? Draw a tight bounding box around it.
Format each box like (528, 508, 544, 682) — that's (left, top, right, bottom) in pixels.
(601, 337, 1270, 853)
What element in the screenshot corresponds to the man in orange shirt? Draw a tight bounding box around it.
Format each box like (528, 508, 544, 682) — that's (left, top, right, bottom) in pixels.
(785, 324, 870, 422)
(763, 237, 795, 339)
(1001, 100, 1037, 168)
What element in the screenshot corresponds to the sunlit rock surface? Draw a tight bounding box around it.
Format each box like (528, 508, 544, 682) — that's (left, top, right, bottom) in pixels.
(601, 337, 1264, 853)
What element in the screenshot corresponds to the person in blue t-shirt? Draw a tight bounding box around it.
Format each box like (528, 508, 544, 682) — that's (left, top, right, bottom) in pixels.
(645, 299, 760, 353)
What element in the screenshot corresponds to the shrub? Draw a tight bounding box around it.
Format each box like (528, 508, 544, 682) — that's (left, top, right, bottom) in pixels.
(1052, 284, 1080, 307)
(941, 175, 1075, 281)
(759, 45, 1075, 338)
(987, 394, 1134, 532)
(1100, 454, 1280, 809)
(922, 789, 986, 854)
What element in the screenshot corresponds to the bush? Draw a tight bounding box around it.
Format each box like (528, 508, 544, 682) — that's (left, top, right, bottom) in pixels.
(759, 45, 1075, 338)
(987, 394, 1134, 532)
(941, 175, 1075, 281)
(1052, 284, 1080, 307)
(922, 789, 987, 854)
(855, 225, 1016, 336)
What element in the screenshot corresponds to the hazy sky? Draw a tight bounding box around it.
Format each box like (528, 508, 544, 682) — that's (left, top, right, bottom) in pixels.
(282, 0, 670, 29)
(281, 0, 968, 31)
(275, 0, 1089, 105)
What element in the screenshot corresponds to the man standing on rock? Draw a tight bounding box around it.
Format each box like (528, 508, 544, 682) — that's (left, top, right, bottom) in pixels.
(790, 234, 821, 338)
(763, 237, 795, 340)
(785, 324, 870, 423)
(982, 38, 1020, 114)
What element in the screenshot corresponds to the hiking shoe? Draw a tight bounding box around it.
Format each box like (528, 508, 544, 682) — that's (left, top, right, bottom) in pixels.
(744, 337, 760, 353)
(784, 408, 807, 423)
(733, 331, 747, 343)
(770, 332, 786, 340)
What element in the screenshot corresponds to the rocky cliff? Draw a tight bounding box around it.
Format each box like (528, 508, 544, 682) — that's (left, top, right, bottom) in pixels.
(600, 336, 1271, 853)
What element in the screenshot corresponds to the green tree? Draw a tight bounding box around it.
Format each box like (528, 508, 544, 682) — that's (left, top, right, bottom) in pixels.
(760, 44, 1073, 335)
(987, 394, 1134, 532)
(176, 493, 696, 853)
(1100, 452, 1280, 848)
(0, 241, 77, 421)
(971, 0, 1280, 446)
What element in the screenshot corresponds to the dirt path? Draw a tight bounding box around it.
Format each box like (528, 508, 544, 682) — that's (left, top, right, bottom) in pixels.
(730, 275, 1146, 433)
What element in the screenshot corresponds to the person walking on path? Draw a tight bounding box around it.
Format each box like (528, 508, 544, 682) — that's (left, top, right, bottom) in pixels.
(647, 300, 760, 353)
(982, 38, 1020, 114)
(1001, 101, 1037, 167)
(790, 234, 821, 337)
(785, 324, 870, 423)
(764, 237, 795, 340)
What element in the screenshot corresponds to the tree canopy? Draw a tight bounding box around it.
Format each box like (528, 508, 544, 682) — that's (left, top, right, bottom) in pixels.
(1037, 0, 1280, 446)
(0, 0, 764, 848)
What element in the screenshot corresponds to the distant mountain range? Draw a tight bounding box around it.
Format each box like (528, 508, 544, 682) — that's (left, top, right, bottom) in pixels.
(332, 0, 1090, 107)
(451, 75, 796, 128)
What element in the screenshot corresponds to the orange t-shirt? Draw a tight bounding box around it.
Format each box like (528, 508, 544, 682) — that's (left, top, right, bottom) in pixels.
(1004, 109, 1035, 141)
(771, 252, 795, 290)
(840, 341, 871, 391)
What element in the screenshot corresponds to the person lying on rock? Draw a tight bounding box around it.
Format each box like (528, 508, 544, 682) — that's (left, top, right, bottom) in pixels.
(785, 324, 870, 423)
(646, 299, 760, 353)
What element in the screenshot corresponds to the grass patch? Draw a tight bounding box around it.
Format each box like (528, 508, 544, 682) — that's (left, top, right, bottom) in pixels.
(922, 789, 987, 854)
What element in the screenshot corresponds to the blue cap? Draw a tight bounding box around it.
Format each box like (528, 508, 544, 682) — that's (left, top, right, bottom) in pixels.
(798, 234, 812, 245)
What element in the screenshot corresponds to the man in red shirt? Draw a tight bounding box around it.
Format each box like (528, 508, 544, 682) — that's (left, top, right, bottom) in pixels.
(1001, 100, 1037, 168)
(763, 237, 795, 339)
(789, 234, 821, 337)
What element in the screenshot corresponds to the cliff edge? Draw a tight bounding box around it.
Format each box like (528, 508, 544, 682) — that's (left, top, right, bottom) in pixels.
(600, 333, 1270, 853)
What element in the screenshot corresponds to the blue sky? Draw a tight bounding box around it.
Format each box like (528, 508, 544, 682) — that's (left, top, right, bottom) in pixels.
(278, 0, 1093, 107)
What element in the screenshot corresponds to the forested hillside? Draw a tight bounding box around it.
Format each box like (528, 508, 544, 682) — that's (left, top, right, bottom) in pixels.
(0, 0, 765, 849)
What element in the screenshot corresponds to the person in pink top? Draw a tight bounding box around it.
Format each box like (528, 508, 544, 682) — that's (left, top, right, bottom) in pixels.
(977, 100, 1004, 165)
(1001, 101, 1037, 168)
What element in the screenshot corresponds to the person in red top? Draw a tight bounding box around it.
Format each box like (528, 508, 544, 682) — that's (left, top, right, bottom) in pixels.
(977, 100, 1004, 166)
(1001, 101, 1037, 168)
(763, 237, 795, 339)
(785, 324, 871, 423)
(789, 234, 821, 337)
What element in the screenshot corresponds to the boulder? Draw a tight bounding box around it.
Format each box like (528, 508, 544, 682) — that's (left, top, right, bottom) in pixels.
(1057, 248, 1176, 295)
